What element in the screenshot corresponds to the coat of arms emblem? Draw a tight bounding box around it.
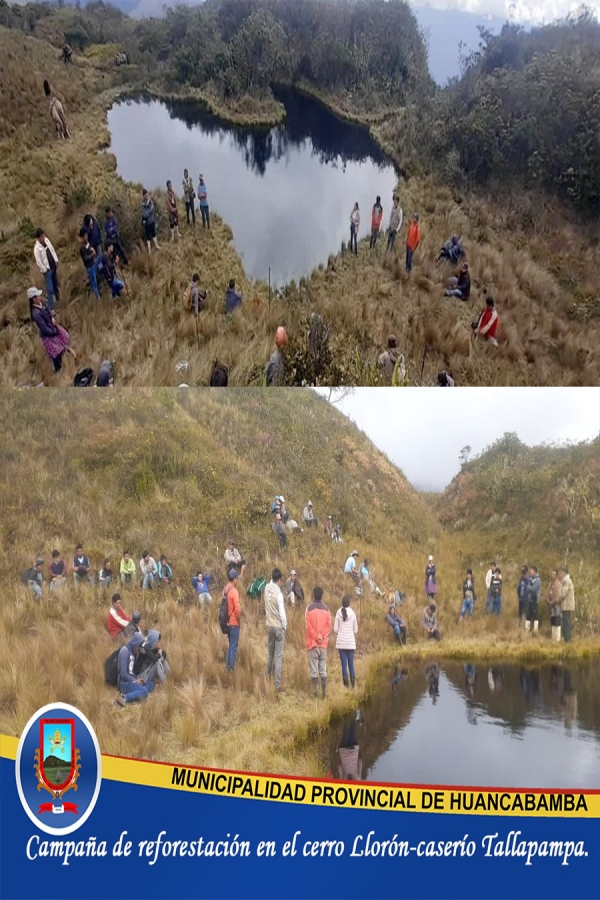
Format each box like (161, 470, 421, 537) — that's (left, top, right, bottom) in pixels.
(34, 718, 81, 814)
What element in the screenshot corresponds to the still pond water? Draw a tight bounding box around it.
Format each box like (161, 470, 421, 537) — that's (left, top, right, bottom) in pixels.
(323, 661, 600, 789)
(107, 88, 399, 284)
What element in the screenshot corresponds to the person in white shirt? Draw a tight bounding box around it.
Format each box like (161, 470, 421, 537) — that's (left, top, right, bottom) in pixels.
(264, 568, 287, 692)
(140, 551, 158, 590)
(386, 195, 403, 254)
(224, 540, 246, 576)
(485, 561, 496, 614)
(33, 228, 60, 311)
(334, 596, 358, 687)
(302, 501, 318, 529)
(349, 202, 360, 256)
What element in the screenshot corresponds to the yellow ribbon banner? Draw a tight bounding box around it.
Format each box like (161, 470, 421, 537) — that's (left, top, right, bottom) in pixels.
(2, 734, 598, 818)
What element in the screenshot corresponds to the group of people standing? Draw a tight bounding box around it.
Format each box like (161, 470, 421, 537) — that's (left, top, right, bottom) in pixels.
(142, 171, 210, 251)
(351, 195, 421, 274)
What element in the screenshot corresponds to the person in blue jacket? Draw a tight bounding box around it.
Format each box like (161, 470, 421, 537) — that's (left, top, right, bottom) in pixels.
(104, 207, 128, 265)
(115, 632, 155, 706)
(192, 570, 213, 604)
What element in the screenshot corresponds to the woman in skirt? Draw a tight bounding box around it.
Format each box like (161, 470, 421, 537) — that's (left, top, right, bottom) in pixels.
(29, 287, 75, 372)
(425, 554, 437, 600)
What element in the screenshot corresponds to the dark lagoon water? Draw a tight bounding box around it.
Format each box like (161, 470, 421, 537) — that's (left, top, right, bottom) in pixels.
(323, 661, 600, 789)
(107, 88, 399, 284)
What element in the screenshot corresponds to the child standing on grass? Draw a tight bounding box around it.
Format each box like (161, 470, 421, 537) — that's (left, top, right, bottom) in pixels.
(334, 595, 358, 688)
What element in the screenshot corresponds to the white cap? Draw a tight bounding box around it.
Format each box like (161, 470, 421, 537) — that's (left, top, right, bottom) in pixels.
(291, 569, 296, 575)
(27, 287, 43, 300)
(428, 555, 433, 561)
(307, 501, 312, 506)
(352, 550, 359, 556)
(279, 496, 285, 503)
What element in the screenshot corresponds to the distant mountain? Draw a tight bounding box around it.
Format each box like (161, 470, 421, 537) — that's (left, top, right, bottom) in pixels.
(412, 5, 519, 84)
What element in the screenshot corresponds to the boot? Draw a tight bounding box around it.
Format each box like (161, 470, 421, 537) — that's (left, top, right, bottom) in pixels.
(525, 620, 531, 632)
(342, 676, 349, 688)
(311, 677, 319, 699)
(177, 228, 182, 238)
(170, 228, 175, 242)
(350, 675, 355, 688)
(555, 625, 561, 642)
(533, 620, 539, 633)
(147, 240, 152, 254)
(321, 676, 327, 700)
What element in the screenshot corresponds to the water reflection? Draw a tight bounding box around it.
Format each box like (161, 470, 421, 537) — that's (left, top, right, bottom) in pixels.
(336, 712, 365, 781)
(108, 89, 399, 283)
(324, 660, 600, 789)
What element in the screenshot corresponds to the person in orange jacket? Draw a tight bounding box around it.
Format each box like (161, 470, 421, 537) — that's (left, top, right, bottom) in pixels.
(305, 586, 332, 699)
(406, 213, 421, 273)
(370, 196, 383, 249)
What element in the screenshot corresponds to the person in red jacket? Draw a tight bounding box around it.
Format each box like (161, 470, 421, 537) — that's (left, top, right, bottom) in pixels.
(225, 569, 242, 671)
(472, 296, 499, 346)
(107, 593, 132, 639)
(369, 196, 383, 249)
(405, 213, 421, 272)
(305, 586, 332, 699)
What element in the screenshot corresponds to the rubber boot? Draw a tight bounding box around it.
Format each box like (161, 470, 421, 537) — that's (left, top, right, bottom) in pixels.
(525, 620, 531, 632)
(555, 625, 561, 642)
(311, 677, 319, 699)
(342, 676, 349, 688)
(170, 228, 175, 242)
(147, 240, 152, 254)
(321, 677, 327, 700)
(533, 620, 539, 633)
(350, 675, 355, 688)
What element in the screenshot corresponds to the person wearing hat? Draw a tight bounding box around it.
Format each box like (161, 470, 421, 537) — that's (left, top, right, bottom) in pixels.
(377, 335, 401, 382)
(386, 603, 407, 645)
(115, 631, 155, 706)
(98, 557, 113, 588)
(283, 569, 305, 606)
(344, 551, 360, 585)
(28, 286, 74, 374)
(197, 174, 210, 229)
(302, 500, 318, 529)
(272, 513, 288, 549)
(422, 602, 441, 641)
(405, 213, 421, 273)
(33, 228, 60, 311)
(225, 569, 242, 671)
(425, 555, 437, 600)
(265, 326, 288, 386)
(107, 593, 132, 640)
(22, 558, 45, 599)
(224, 541, 246, 577)
(444, 261, 471, 300)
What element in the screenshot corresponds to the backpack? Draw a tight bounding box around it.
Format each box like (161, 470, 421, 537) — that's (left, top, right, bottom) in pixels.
(218, 587, 232, 635)
(74, 367, 95, 387)
(247, 576, 266, 600)
(104, 648, 120, 686)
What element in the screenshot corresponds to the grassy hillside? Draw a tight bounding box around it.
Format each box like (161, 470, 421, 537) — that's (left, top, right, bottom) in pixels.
(1, 390, 597, 775)
(438, 432, 600, 631)
(0, 10, 599, 386)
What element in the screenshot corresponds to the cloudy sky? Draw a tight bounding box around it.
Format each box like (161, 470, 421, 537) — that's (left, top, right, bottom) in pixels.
(411, 0, 600, 23)
(318, 388, 600, 492)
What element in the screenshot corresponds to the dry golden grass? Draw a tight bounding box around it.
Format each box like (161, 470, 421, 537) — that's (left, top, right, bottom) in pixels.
(0, 389, 597, 774)
(1, 27, 599, 386)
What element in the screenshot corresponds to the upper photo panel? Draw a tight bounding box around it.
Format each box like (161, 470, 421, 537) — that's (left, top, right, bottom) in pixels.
(1, 0, 598, 387)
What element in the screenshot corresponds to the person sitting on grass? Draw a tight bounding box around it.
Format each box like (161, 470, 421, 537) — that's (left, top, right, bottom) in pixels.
(115, 632, 155, 706)
(272, 513, 288, 549)
(225, 278, 242, 314)
(22, 558, 44, 599)
(386, 604, 407, 644)
(134, 630, 170, 684)
(444, 261, 471, 300)
(107, 593, 132, 640)
(302, 501, 318, 529)
(49, 549, 67, 591)
(98, 557, 113, 588)
(78, 229, 100, 300)
(73, 544, 93, 585)
(104, 207, 128, 265)
(140, 551, 158, 590)
(437, 234, 464, 265)
(189, 273, 208, 315)
(283, 569, 305, 605)
(458, 569, 476, 623)
(224, 540, 246, 577)
(157, 555, 173, 585)
(192, 569, 213, 604)
(472, 296, 499, 346)
(344, 550, 360, 585)
(120, 550, 136, 584)
(96, 243, 125, 298)
(422, 602, 442, 641)
(122, 610, 142, 641)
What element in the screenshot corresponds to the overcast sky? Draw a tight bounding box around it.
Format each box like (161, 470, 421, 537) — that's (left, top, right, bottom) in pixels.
(411, 0, 600, 22)
(317, 388, 600, 492)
